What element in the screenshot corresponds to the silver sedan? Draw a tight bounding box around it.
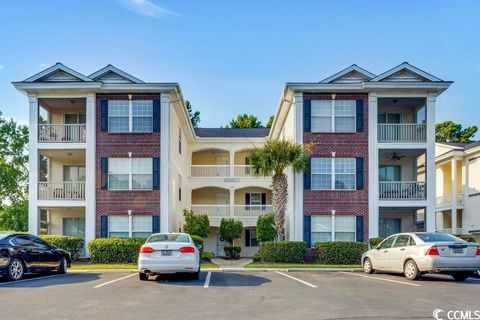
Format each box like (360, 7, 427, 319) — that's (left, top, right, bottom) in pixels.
(361, 232, 480, 281)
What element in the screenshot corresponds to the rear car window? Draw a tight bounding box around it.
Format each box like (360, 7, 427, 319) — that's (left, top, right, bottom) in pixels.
(416, 233, 463, 242)
(147, 234, 190, 243)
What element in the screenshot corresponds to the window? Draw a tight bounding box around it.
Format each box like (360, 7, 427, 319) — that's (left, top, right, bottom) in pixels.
(378, 113, 401, 124)
(379, 165, 401, 182)
(178, 175, 182, 202)
(393, 235, 410, 247)
(379, 236, 396, 249)
(108, 100, 153, 133)
(109, 216, 129, 237)
(416, 233, 463, 243)
(249, 193, 262, 205)
(64, 166, 86, 182)
(311, 100, 356, 132)
(132, 216, 152, 238)
(108, 158, 153, 190)
(147, 234, 190, 243)
(246, 228, 258, 247)
(178, 127, 182, 155)
(311, 215, 356, 243)
(311, 158, 355, 190)
(109, 215, 152, 238)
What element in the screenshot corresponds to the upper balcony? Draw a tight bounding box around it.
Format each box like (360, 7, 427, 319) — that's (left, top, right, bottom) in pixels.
(38, 98, 86, 144)
(377, 98, 427, 144)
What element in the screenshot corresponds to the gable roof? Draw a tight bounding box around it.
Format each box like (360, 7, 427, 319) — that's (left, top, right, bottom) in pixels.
(194, 128, 270, 138)
(88, 64, 144, 84)
(23, 63, 93, 82)
(370, 62, 443, 82)
(321, 64, 376, 83)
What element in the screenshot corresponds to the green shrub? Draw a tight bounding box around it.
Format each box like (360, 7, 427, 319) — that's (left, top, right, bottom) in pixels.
(256, 241, 307, 263)
(201, 251, 213, 261)
(224, 246, 241, 259)
(368, 238, 384, 248)
(183, 210, 210, 238)
(256, 213, 276, 243)
(88, 237, 146, 263)
(219, 218, 243, 245)
(315, 242, 368, 265)
(252, 251, 262, 262)
(454, 235, 476, 243)
(40, 235, 84, 261)
(191, 235, 204, 254)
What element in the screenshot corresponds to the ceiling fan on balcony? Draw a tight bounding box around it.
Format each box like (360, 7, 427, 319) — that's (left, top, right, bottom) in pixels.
(386, 152, 405, 161)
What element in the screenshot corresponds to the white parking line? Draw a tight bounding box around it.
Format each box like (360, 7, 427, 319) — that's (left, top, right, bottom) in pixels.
(0, 273, 73, 286)
(203, 271, 211, 288)
(94, 273, 136, 288)
(340, 272, 421, 287)
(275, 271, 317, 288)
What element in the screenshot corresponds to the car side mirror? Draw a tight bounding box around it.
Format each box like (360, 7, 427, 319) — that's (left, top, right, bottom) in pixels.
(372, 245, 379, 250)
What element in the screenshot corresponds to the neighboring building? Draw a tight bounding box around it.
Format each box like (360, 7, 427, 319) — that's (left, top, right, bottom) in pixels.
(13, 62, 451, 256)
(433, 142, 480, 240)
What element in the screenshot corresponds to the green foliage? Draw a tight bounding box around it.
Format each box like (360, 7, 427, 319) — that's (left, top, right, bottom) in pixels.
(315, 242, 368, 265)
(224, 246, 241, 259)
(87, 238, 146, 263)
(255, 241, 307, 263)
(185, 100, 200, 128)
(454, 235, 476, 243)
(219, 218, 243, 245)
(183, 209, 210, 238)
(435, 120, 477, 143)
(40, 235, 84, 261)
(201, 251, 213, 262)
(225, 114, 264, 128)
(191, 235, 204, 254)
(266, 115, 274, 128)
(368, 238, 384, 248)
(0, 200, 28, 232)
(256, 213, 276, 242)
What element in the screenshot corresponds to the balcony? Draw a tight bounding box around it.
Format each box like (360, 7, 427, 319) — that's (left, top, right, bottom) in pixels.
(378, 124, 426, 143)
(191, 165, 230, 177)
(436, 193, 464, 208)
(379, 181, 426, 200)
(191, 205, 273, 220)
(39, 124, 86, 143)
(38, 181, 85, 200)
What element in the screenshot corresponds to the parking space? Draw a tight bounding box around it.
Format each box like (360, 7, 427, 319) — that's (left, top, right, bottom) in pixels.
(1, 270, 479, 320)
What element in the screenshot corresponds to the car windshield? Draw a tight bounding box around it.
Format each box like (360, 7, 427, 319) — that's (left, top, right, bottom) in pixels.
(147, 234, 190, 243)
(416, 233, 463, 242)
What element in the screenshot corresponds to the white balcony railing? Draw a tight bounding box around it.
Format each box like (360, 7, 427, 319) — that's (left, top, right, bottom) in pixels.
(191, 165, 230, 177)
(234, 205, 273, 217)
(191, 205, 231, 219)
(234, 165, 255, 177)
(190, 204, 273, 220)
(38, 181, 86, 200)
(436, 193, 464, 208)
(379, 181, 426, 200)
(378, 124, 426, 143)
(39, 124, 86, 143)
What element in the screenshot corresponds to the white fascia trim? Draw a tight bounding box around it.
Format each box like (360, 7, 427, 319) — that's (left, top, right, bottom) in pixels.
(193, 137, 268, 142)
(37, 143, 87, 150)
(370, 62, 443, 82)
(320, 64, 376, 83)
(88, 65, 145, 83)
(100, 83, 179, 91)
(23, 63, 93, 82)
(268, 85, 291, 140)
(435, 142, 465, 150)
(12, 82, 102, 92)
(363, 81, 453, 90)
(285, 83, 365, 91)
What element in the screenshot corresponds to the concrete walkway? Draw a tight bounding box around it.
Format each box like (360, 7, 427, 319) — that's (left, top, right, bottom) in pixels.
(211, 258, 252, 268)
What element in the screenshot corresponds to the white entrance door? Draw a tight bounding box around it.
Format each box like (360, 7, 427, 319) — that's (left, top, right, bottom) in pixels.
(216, 232, 229, 257)
(216, 192, 229, 216)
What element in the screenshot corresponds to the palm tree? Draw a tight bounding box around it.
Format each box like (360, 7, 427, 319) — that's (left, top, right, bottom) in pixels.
(250, 139, 310, 240)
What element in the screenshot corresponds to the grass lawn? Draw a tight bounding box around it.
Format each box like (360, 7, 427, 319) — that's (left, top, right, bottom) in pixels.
(71, 261, 219, 270)
(245, 263, 361, 269)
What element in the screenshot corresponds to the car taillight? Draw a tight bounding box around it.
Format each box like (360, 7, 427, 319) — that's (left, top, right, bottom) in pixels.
(426, 246, 439, 256)
(179, 246, 195, 253)
(476, 247, 480, 256)
(139, 246, 154, 254)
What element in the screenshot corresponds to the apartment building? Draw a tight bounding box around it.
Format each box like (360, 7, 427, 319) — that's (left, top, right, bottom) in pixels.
(13, 62, 451, 256)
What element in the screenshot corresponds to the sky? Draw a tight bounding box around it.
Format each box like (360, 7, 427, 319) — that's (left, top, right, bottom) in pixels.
(0, 0, 479, 128)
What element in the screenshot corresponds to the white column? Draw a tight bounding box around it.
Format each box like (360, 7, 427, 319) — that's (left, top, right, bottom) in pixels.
(160, 93, 170, 232)
(368, 93, 379, 238)
(85, 93, 96, 250)
(229, 189, 235, 217)
(28, 94, 39, 234)
(425, 94, 436, 232)
(293, 92, 304, 241)
(229, 150, 234, 177)
(450, 158, 457, 234)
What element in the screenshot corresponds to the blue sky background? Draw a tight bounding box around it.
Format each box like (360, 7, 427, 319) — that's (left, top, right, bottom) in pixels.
(0, 0, 479, 129)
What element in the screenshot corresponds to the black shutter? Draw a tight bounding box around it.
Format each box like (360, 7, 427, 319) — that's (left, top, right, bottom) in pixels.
(153, 157, 160, 190)
(101, 157, 108, 190)
(356, 99, 364, 132)
(304, 158, 311, 190)
(245, 229, 251, 247)
(261, 193, 266, 205)
(356, 216, 364, 242)
(245, 193, 250, 205)
(153, 99, 160, 132)
(303, 215, 311, 247)
(101, 99, 108, 132)
(152, 215, 160, 234)
(303, 99, 311, 132)
(356, 157, 364, 190)
(100, 216, 108, 238)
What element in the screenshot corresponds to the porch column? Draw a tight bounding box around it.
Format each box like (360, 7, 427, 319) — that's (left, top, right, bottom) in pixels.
(229, 189, 235, 217)
(28, 94, 39, 234)
(160, 93, 170, 232)
(85, 93, 96, 250)
(293, 92, 304, 241)
(450, 158, 457, 234)
(425, 94, 436, 232)
(368, 93, 379, 238)
(229, 150, 234, 177)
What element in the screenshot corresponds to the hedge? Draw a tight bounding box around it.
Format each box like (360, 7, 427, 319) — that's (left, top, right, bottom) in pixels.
(191, 235, 204, 254)
(201, 251, 213, 261)
(40, 235, 84, 261)
(224, 246, 241, 259)
(88, 238, 146, 263)
(368, 238, 384, 248)
(255, 241, 307, 263)
(315, 242, 368, 264)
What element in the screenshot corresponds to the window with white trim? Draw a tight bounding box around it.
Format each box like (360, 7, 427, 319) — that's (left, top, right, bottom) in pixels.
(109, 215, 152, 238)
(249, 193, 262, 205)
(132, 216, 153, 238)
(311, 158, 355, 190)
(311, 100, 356, 132)
(108, 100, 153, 133)
(109, 216, 129, 238)
(108, 158, 153, 190)
(311, 215, 356, 243)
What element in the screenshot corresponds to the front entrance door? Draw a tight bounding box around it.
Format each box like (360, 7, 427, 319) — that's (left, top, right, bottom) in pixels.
(216, 232, 229, 257)
(63, 218, 85, 239)
(379, 218, 401, 238)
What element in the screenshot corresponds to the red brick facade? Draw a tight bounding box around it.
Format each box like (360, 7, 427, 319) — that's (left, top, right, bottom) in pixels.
(303, 93, 369, 241)
(95, 94, 161, 237)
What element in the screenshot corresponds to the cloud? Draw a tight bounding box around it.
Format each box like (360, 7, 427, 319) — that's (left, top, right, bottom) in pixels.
(119, 0, 177, 19)
(39, 63, 50, 68)
(0, 65, 4, 70)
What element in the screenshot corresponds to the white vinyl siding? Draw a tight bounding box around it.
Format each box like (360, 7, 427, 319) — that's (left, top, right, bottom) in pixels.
(108, 158, 153, 190)
(311, 100, 356, 132)
(109, 215, 152, 238)
(311, 215, 356, 243)
(108, 100, 153, 133)
(311, 158, 356, 190)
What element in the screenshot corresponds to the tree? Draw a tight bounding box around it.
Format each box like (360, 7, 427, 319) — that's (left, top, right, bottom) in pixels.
(435, 121, 477, 143)
(256, 213, 276, 242)
(219, 218, 243, 246)
(225, 114, 263, 128)
(183, 209, 210, 238)
(266, 115, 274, 129)
(250, 139, 310, 239)
(0, 200, 28, 232)
(185, 100, 200, 128)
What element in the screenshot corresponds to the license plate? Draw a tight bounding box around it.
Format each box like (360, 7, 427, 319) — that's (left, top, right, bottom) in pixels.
(161, 250, 172, 256)
(453, 248, 463, 254)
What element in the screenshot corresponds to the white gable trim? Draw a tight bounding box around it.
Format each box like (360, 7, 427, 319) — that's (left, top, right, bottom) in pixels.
(371, 62, 442, 82)
(321, 64, 376, 83)
(24, 63, 93, 82)
(89, 65, 144, 84)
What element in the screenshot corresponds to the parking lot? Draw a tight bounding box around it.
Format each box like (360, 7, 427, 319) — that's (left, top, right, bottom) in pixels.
(1, 270, 479, 320)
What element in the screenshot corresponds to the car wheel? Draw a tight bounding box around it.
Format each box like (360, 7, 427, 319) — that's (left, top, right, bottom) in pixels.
(139, 272, 148, 281)
(451, 272, 472, 281)
(363, 258, 374, 274)
(8, 258, 25, 281)
(403, 260, 420, 280)
(57, 257, 67, 274)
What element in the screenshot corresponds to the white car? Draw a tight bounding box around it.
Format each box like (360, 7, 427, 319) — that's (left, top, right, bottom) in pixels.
(361, 232, 480, 281)
(138, 233, 200, 281)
